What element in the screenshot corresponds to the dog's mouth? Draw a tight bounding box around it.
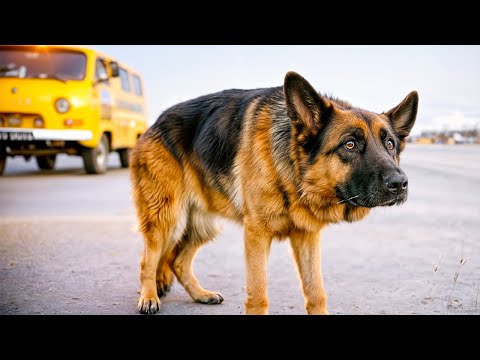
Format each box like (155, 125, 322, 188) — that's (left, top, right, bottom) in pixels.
(336, 188, 407, 208)
(373, 197, 402, 207)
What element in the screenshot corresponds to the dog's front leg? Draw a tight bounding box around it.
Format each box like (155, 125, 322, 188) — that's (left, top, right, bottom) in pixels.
(290, 230, 328, 315)
(244, 222, 273, 315)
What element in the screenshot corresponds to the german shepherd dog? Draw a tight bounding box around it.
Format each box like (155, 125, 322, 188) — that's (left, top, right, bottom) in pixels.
(131, 72, 418, 315)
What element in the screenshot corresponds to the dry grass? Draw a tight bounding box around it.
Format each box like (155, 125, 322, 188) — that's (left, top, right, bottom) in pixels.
(447, 239, 469, 313)
(429, 251, 445, 298)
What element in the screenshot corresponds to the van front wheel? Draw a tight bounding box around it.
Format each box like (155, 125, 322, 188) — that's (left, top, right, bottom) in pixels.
(118, 148, 130, 168)
(36, 154, 56, 170)
(82, 134, 109, 174)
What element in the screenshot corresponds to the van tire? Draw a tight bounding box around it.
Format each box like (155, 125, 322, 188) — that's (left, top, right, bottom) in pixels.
(0, 147, 6, 176)
(83, 134, 109, 174)
(36, 154, 56, 170)
(118, 148, 130, 168)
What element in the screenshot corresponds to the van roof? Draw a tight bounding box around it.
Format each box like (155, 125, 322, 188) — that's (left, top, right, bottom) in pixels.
(0, 45, 141, 76)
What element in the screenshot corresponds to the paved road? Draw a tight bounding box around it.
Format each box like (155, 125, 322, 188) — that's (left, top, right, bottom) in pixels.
(1, 145, 479, 315)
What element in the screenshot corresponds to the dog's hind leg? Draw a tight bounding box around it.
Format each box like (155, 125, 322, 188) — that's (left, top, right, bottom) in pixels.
(131, 139, 186, 314)
(172, 208, 224, 304)
(139, 199, 189, 313)
(137, 230, 166, 314)
(156, 258, 175, 298)
(155, 201, 191, 298)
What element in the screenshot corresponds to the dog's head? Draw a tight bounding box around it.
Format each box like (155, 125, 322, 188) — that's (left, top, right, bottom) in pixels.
(284, 71, 418, 208)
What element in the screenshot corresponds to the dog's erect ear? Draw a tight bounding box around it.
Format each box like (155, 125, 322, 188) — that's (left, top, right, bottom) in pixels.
(384, 91, 419, 140)
(284, 71, 332, 139)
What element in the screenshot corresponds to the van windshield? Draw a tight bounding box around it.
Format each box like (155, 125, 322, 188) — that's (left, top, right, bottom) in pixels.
(0, 47, 87, 81)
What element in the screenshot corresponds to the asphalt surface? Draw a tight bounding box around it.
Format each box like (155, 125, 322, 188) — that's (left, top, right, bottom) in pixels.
(1, 145, 479, 315)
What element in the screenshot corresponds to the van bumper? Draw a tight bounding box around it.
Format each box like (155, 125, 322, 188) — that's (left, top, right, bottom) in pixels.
(0, 128, 93, 141)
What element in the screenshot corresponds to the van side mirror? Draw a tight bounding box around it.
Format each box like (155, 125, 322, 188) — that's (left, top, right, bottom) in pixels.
(110, 61, 120, 78)
(93, 70, 109, 86)
(98, 72, 109, 82)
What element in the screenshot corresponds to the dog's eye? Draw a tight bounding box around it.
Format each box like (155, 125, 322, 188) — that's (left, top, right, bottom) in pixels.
(386, 139, 394, 151)
(345, 140, 356, 150)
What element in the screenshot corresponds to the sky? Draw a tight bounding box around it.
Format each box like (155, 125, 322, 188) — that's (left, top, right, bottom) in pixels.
(91, 45, 480, 136)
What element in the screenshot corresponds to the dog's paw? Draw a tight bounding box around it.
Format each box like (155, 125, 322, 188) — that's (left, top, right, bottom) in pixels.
(157, 283, 171, 298)
(194, 291, 224, 305)
(138, 295, 161, 314)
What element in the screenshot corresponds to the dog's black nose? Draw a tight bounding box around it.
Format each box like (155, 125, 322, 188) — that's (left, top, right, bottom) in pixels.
(385, 174, 408, 194)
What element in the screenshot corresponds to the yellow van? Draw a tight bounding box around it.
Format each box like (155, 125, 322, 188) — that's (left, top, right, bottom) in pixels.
(0, 45, 147, 175)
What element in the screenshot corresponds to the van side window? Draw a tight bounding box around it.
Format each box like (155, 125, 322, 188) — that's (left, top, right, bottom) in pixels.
(132, 75, 143, 96)
(119, 68, 131, 92)
(95, 58, 109, 82)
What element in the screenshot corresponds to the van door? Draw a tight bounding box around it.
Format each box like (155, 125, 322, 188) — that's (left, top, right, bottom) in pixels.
(93, 58, 114, 144)
(116, 67, 137, 148)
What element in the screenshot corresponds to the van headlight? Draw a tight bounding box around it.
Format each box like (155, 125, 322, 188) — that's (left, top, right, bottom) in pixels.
(55, 98, 71, 113)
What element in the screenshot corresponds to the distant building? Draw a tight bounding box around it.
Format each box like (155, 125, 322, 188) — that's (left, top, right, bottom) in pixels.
(410, 129, 478, 145)
(453, 132, 465, 144)
(415, 137, 434, 144)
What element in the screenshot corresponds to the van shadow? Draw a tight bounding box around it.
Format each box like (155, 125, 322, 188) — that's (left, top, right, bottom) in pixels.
(2, 155, 127, 178)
